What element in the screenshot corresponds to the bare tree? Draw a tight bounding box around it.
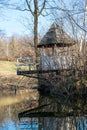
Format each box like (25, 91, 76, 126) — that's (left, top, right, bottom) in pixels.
(0, 38, 7, 60)
(8, 0, 87, 61)
(7, 35, 35, 61)
(9, 0, 46, 63)
(25, 0, 47, 63)
(50, 0, 86, 50)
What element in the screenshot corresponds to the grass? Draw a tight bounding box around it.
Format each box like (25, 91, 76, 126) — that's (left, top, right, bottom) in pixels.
(0, 60, 37, 90)
(0, 60, 16, 74)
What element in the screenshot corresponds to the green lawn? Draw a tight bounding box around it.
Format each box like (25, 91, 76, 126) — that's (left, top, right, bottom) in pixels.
(0, 61, 16, 74)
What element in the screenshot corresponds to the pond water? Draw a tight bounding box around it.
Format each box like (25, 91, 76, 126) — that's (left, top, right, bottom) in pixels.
(0, 89, 87, 130)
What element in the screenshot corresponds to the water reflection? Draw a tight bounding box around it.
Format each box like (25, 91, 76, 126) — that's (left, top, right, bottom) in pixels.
(0, 89, 38, 130)
(19, 118, 38, 129)
(19, 115, 87, 130)
(0, 119, 18, 130)
(19, 95, 87, 130)
(0, 89, 38, 106)
(0, 89, 87, 130)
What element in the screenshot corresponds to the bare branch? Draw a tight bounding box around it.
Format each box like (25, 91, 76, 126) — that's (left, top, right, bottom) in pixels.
(38, 0, 46, 16)
(70, 16, 87, 33)
(26, 0, 34, 16)
(41, 9, 52, 17)
(16, 7, 29, 12)
(34, 0, 38, 15)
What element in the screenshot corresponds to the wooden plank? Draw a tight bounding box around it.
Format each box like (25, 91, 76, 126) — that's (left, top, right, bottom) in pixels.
(17, 69, 61, 75)
(17, 63, 34, 66)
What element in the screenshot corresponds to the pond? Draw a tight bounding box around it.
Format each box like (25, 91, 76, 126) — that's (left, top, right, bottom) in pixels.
(0, 89, 87, 130)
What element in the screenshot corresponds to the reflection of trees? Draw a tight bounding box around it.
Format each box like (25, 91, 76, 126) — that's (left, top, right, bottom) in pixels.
(0, 99, 38, 126)
(19, 118, 38, 130)
(77, 117, 87, 130)
(38, 96, 87, 130)
(42, 117, 76, 130)
(18, 95, 87, 130)
(39, 95, 87, 114)
(0, 94, 86, 130)
(38, 96, 76, 130)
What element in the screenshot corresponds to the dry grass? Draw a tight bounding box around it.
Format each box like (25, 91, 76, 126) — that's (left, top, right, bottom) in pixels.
(0, 60, 38, 90)
(0, 60, 16, 74)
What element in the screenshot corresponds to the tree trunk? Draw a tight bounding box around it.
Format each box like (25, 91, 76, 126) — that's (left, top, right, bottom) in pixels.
(34, 13, 38, 63)
(34, 0, 38, 64)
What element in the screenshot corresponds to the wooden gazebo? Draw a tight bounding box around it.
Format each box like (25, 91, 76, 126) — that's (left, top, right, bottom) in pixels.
(17, 22, 76, 75)
(37, 22, 75, 48)
(37, 23, 76, 71)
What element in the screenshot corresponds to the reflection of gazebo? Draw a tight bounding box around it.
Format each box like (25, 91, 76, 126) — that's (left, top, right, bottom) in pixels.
(37, 23, 76, 71)
(18, 96, 85, 130)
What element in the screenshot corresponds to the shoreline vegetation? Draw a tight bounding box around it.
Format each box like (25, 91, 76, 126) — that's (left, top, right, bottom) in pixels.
(38, 61, 87, 98)
(0, 61, 38, 93)
(0, 60, 87, 99)
(38, 66, 87, 97)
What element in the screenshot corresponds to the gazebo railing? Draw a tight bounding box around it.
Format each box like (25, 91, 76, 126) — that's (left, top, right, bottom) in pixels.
(17, 57, 40, 75)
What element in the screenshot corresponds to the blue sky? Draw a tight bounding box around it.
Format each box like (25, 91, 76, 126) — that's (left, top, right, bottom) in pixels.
(0, 8, 51, 37)
(0, 0, 66, 37)
(0, 8, 29, 37)
(0, 0, 51, 37)
(0, 0, 85, 38)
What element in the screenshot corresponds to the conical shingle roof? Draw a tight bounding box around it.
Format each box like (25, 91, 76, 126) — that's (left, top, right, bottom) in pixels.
(37, 23, 75, 48)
